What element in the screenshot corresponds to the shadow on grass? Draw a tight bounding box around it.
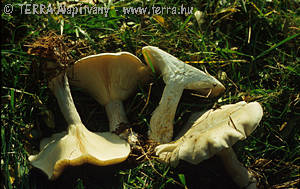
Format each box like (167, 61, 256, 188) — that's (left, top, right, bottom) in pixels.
(28, 162, 130, 189)
(28, 156, 239, 189)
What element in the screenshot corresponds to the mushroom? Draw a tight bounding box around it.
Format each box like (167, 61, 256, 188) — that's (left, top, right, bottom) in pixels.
(29, 73, 130, 180)
(155, 101, 263, 188)
(67, 52, 150, 140)
(142, 46, 225, 143)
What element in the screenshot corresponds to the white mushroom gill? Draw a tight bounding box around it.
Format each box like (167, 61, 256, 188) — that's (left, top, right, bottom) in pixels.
(29, 74, 130, 180)
(142, 46, 225, 143)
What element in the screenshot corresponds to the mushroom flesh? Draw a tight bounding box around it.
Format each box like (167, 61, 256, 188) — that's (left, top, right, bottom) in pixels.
(142, 46, 225, 143)
(29, 74, 130, 180)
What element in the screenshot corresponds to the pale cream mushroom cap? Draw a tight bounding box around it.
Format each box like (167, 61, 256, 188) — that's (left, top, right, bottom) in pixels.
(67, 52, 150, 105)
(142, 46, 225, 97)
(67, 52, 150, 133)
(29, 128, 130, 180)
(155, 101, 263, 166)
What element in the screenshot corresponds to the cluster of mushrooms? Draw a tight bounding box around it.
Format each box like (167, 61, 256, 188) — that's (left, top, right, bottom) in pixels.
(29, 46, 263, 189)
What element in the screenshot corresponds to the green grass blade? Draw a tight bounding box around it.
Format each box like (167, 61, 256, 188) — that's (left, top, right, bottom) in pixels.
(178, 174, 186, 186)
(10, 89, 15, 112)
(143, 51, 156, 73)
(180, 14, 193, 31)
(255, 33, 300, 60)
(216, 48, 254, 59)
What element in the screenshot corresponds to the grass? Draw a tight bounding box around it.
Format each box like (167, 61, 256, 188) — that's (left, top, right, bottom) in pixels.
(1, 0, 299, 188)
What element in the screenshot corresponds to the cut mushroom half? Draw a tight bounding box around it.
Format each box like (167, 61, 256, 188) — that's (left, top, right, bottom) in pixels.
(155, 101, 263, 189)
(29, 74, 130, 180)
(142, 46, 225, 143)
(67, 52, 150, 142)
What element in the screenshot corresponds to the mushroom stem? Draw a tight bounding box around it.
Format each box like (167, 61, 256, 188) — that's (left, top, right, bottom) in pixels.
(149, 83, 184, 143)
(105, 100, 128, 132)
(105, 100, 139, 146)
(217, 147, 257, 189)
(49, 74, 82, 126)
(30, 73, 131, 179)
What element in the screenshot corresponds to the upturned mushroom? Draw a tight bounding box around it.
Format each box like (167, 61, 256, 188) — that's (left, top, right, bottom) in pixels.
(29, 73, 130, 180)
(155, 101, 263, 189)
(67, 52, 150, 140)
(142, 46, 225, 143)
